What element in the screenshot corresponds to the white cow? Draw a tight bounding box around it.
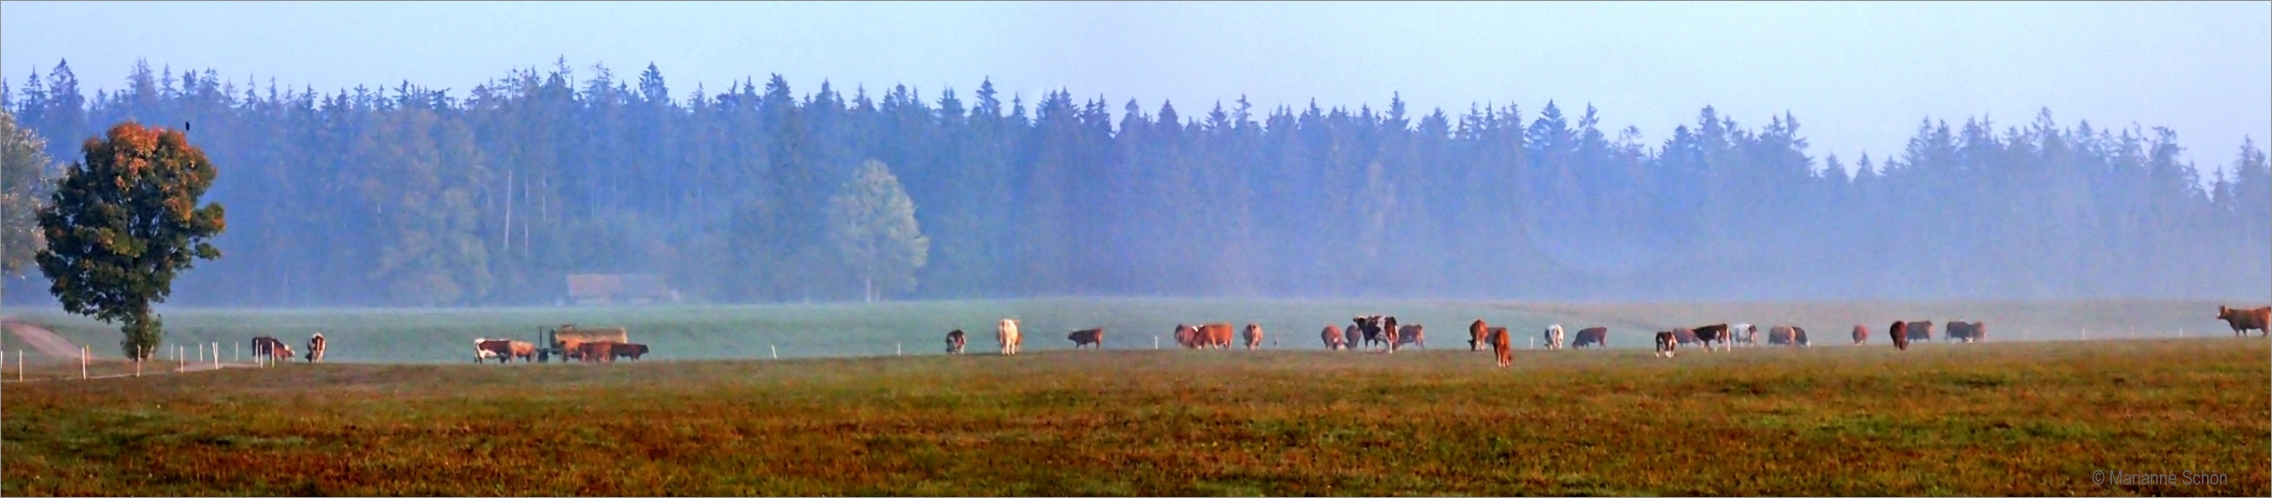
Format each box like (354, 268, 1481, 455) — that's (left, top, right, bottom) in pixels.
(1732, 323, 1757, 347)
(997, 318, 1023, 355)
(1544, 324, 1566, 350)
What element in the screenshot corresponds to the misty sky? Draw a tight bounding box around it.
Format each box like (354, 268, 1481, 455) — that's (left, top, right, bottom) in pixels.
(3, 1, 2267, 175)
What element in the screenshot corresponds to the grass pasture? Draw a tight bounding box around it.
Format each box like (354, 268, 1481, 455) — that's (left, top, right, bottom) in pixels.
(3, 337, 2266, 496)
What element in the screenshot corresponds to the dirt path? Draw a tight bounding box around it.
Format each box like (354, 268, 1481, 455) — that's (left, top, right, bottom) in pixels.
(4, 320, 85, 359)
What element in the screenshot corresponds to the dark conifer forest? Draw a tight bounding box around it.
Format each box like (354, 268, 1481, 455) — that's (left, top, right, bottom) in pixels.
(5, 60, 2266, 306)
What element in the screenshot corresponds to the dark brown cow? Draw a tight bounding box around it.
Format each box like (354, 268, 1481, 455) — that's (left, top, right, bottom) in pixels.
(1068, 328, 1105, 349)
(1573, 327, 1608, 348)
(1793, 326, 1810, 346)
(1905, 321, 1934, 343)
(1199, 323, 1236, 349)
(945, 329, 967, 354)
(610, 343, 650, 361)
(1851, 325, 1870, 345)
(1468, 319, 1489, 351)
(1243, 324, 1264, 350)
(2217, 306, 2270, 337)
(1944, 321, 1985, 343)
(1654, 331, 1677, 357)
(1321, 325, 1346, 350)
(1488, 326, 1513, 367)
(1889, 321, 1911, 350)
(1396, 325, 1424, 349)
(1175, 324, 1200, 349)
(253, 336, 293, 364)
(1382, 316, 1402, 353)
(1691, 324, 1731, 351)
(1343, 325, 1362, 351)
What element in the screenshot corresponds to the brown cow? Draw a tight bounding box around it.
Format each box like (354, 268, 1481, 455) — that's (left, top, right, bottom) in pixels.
(1572, 327, 1608, 348)
(253, 336, 293, 364)
(1382, 316, 1402, 353)
(1488, 326, 1513, 367)
(1321, 325, 1346, 350)
(1468, 319, 1489, 351)
(1793, 326, 1810, 346)
(1200, 323, 1236, 349)
(1944, 321, 1985, 343)
(1768, 325, 1799, 346)
(2217, 306, 2270, 337)
(1692, 324, 1731, 351)
(1343, 324, 1362, 351)
(1905, 321, 1935, 343)
(1655, 331, 1677, 358)
(1243, 324, 1264, 350)
(1068, 328, 1105, 349)
(476, 339, 514, 363)
(1174, 324, 1198, 349)
(1671, 327, 1698, 346)
(945, 329, 967, 354)
(1889, 321, 1911, 350)
(610, 343, 650, 361)
(1851, 325, 1870, 345)
(576, 341, 619, 363)
(1396, 324, 1424, 349)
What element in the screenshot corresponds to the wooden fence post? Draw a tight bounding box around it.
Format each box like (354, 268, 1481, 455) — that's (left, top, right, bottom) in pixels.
(82, 346, 89, 379)
(771, 344, 778, 360)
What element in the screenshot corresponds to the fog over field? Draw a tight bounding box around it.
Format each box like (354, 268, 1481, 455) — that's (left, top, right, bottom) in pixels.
(0, 2, 2264, 310)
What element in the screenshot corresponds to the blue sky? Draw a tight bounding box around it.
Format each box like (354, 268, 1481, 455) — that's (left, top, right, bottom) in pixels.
(4, 1, 2266, 175)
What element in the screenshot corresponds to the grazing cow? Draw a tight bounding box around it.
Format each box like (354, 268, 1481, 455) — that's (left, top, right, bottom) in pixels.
(1468, 320, 1489, 351)
(1243, 324, 1263, 350)
(1739, 324, 1760, 347)
(1543, 324, 1566, 350)
(1354, 316, 1383, 349)
(1573, 327, 1608, 348)
(1175, 324, 1200, 349)
(1396, 324, 1424, 349)
(997, 319, 1022, 355)
(1382, 316, 1403, 353)
(471, 338, 500, 362)
(1343, 325, 1362, 351)
(1322, 325, 1347, 350)
(1199, 323, 1236, 349)
(1068, 328, 1105, 349)
(1489, 326, 1514, 367)
(252, 336, 291, 363)
(1944, 321, 1985, 343)
(945, 329, 967, 354)
(1672, 327, 1699, 346)
(1905, 321, 1935, 343)
(1889, 321, 1911, 350)
(1655, 331, 1677, 358)
(1852, 325, 1870, 345)
(1793, 326, 1810, 346)
(576, 341, 617, 363)
(1768, 325, 1798, 346)
(610, 343, 650, 361)
(1691, 324, 1732, 351)
(305, 333, 328, 362)
(2216, 306, 2270, 337)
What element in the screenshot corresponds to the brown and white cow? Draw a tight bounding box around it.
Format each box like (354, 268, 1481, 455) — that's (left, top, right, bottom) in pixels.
(1944, 321, 1985, 343)
(1468, 320, 1489, 351)
(1244, 324, 1264, 350)
(1543, 324, 1565, 350)
(2216, 306, 2269, 337)
(1851, 325, 1870, 345)
(1488, 326, 1513, 367)
(305, 333, 328, 362)
(1321, 325, 1346, 350)
(1889, 321, 1911, 350)
(1793, 326, 1810, 346)
(997, 318, 1022, 355)
(1691, 324, 1732, 351)
(1768, 325, 1799, 346)
(253, 336, 293, 364)
(946, 329, 967, 354)
(1573, 327, 1608, 348)
(1068, 328, 1105, 349)
(1655, 331, 1677, 358)
(1175, 324, 1200, 349)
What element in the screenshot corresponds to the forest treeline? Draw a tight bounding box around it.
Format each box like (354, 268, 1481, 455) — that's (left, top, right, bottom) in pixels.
(3, 59, 2266, 306)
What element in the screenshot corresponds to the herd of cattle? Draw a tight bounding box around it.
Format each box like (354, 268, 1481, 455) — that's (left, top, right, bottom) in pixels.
(939, 305, 2272, 367)
(472, 325, 649, 364)
(248, 333, 325, 364)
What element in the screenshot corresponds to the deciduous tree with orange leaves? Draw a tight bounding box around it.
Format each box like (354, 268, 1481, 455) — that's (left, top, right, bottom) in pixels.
(36, 122, 224, 368)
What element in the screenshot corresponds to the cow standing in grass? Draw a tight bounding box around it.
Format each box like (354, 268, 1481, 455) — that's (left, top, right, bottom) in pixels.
(1769, 326, 1807, 347)
(1692, 324, 1732, 351)
(1543, 324, 1565, 350)
(997, 319, 1022, 355)
(1199, 323, 1236, 349)
(1243, 324, 1263, 350)
(610, 343, 650, 361)
(1573, 327, 1608, 348)
(1851, 325, 1870, 345)
(1068, 328, 1105, 349)
(1793, 327, 1810, 346)
(1343, 325, 1362, 351)
(305, 333, 327, 362)
(1905, 321, 1935, 343)
(1889, 321, 1911, 350)
(1396, 324, 1424, 349)
(1655, 331, 1677, 358)
(2216, 306, 2269, 337)
(1322, 325, 1346, 350)
(1488, 326, 1513, 367)
(252, 336, 292, 364)
(946, 329, 967, 354)
(1468, 320, 1489, 351)
(1945, 322, 1985, 343)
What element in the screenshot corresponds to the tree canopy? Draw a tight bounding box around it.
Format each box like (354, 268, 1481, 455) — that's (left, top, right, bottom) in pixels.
(828, 159, 928, 302)
(35, 121, 225, 360)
